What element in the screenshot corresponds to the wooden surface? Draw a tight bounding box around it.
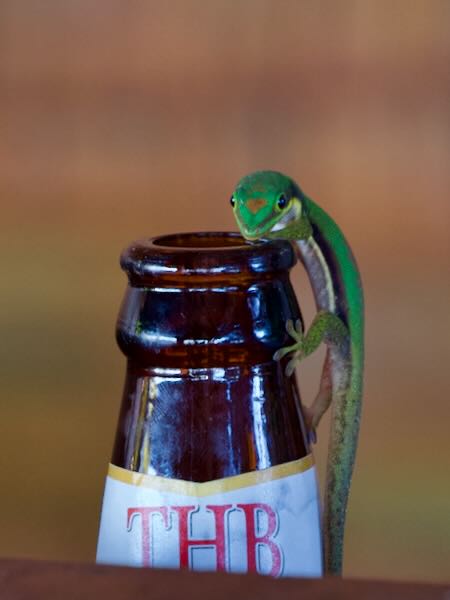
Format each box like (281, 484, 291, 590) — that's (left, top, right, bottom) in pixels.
(0, 560, 448, 600)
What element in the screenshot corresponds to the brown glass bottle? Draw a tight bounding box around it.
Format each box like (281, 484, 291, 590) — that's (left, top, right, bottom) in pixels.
(111, 231, 309, 481)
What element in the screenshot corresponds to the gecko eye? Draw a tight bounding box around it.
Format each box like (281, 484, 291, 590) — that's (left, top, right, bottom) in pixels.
(230, 196, 236, 207)
(277, 194, 288, 209)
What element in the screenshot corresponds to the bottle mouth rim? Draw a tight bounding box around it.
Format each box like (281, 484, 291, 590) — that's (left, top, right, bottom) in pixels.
(121, 231, 296, 282)
(152, 231, 255, 250)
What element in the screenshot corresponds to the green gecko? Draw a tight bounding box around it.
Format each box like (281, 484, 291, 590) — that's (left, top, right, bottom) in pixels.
(230, 170, 364, 576)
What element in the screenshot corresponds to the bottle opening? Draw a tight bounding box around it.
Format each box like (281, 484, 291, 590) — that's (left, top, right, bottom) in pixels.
(153, 232, 252, 250)
(121, 231, 296, 284)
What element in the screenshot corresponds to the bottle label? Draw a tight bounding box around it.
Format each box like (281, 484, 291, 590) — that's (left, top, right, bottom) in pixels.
(96, 455, 323, 577)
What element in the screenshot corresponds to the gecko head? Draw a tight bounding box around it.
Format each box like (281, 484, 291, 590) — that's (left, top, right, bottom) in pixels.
(230, 170, 311, 241)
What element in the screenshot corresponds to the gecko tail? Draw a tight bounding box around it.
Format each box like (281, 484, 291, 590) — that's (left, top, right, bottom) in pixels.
(323, 347, 362, 575)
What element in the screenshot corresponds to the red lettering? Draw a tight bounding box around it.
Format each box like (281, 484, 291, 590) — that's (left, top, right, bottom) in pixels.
(127, 506, 170, 567)
(127, 502, 282, 575)
(172, 504, 232, 571)
(237, 503, 282, 576)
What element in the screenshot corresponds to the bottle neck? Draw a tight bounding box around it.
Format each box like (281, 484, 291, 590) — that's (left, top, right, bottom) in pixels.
(112, 362, 309, 480)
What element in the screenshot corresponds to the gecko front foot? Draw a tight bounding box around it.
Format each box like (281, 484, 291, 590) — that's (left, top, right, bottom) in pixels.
(273, 312, 349, 443)
(274, 311, 348, 376)
(273, 319, 307, 376)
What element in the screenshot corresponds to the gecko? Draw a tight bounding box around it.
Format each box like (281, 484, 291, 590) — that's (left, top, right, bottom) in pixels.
(230, 170, 364, 576)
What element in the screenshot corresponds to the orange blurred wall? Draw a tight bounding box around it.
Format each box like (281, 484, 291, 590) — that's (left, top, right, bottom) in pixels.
(0, 0, 449, 583)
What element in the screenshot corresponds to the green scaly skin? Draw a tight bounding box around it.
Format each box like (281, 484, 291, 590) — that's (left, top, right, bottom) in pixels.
(230, 170, 364, 576)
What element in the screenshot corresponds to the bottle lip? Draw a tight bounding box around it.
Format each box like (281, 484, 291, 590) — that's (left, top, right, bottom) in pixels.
(121, 231, 296, 283)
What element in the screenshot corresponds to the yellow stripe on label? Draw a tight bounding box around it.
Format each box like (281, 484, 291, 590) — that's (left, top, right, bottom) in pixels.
(108, 455, 314, 497)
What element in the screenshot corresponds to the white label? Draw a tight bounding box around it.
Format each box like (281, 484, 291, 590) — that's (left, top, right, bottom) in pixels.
(96, 456, 323, 578)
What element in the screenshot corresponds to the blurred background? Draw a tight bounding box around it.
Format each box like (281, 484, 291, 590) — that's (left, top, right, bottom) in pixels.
(0, 0, 449, 583)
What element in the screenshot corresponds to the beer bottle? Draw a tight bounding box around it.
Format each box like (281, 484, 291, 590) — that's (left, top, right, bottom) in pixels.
(96, 232, 323, 577)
